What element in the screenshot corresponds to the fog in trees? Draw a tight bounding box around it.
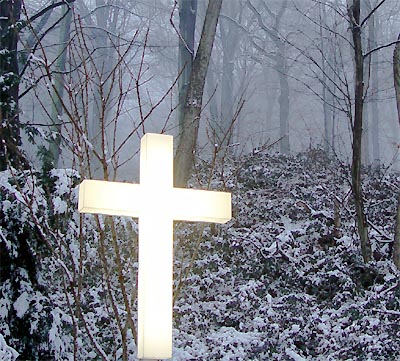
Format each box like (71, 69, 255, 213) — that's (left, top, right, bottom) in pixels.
(11, 0, 400, 174)
(1, 0, 400, 359)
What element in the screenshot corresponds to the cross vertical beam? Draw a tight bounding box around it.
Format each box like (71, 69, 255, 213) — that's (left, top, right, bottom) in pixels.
(137, 134, 174, 359)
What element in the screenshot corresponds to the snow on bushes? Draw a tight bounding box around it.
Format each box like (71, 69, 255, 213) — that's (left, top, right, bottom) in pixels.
(173, 149, 400, 360)
(0, 333, 19, 360)
(0, 149, 399, 359)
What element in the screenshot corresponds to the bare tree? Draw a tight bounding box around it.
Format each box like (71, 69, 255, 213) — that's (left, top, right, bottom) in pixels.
(367, 0, 380, 166)
(75, 0, 126, 177)
(247, 0, 290, 154)
(177, 0, 198, 131)
(393, 31, 400, 269)
(174, 0, 223, 187)
(317, 0, 341, 154)
(218, 0, 240, 146)
(348, 0, 372, 263)
(294, 0, 398, 263)
(46, 3, 73, 170)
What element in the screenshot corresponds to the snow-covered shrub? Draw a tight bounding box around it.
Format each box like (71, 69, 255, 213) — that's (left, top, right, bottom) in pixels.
(173, 149, 400, 360)
(0, 333, 19, 360)
(1, 168, 139, 359)
(0, 169, 55, 359)
(1, 149, 399, 360)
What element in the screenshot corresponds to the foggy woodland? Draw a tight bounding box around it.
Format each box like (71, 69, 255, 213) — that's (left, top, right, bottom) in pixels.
(1, 0, 400, 359)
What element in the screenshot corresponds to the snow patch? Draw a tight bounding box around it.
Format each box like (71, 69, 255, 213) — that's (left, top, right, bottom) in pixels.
(13, 292, 29, 318)
(0, 333, 19, 360)
(285, 348, 306, 361)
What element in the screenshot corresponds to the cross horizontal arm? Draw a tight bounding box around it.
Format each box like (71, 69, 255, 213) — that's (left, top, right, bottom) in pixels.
(172, 188, 231, 223)
(78, 179, 141, 217)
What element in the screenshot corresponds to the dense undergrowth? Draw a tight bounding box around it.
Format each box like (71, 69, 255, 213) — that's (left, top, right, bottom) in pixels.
(0, 149, 399, 360)
(174, 149, 400, 360)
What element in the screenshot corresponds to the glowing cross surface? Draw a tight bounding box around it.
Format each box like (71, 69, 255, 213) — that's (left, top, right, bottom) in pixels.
(78, 133, 231, 359)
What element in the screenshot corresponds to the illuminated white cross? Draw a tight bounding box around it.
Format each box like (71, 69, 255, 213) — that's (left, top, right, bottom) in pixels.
(78, 133, 231, 359)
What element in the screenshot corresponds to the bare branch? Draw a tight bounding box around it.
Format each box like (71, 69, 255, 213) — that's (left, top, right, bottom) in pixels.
(20, 0, 75, 29)
(363, 39, 400, 59)
(360, 0, 386, 28)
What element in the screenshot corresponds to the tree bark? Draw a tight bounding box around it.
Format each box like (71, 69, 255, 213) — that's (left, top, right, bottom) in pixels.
(174, 0, 223, 187)
(392, 32, 400, 270)
(178, 0, 197, 132)
(348, 0, 372, 263)
(0, 0, 23, 171)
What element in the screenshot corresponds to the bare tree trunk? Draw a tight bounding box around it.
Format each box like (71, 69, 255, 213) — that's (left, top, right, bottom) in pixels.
(174, 0, 223, 187)
(247, 0, 290, 154)
(394, 33, 400, 125)
(271, 1, 290, 154)
(262, 64, 277, 145)
(369, 9, 380, 166)
(218, 1, 239, 146)
(178, 0, 197, 132)
(348, 0, 371, 263)
(362, 4, 371, 167)
(320, 2, 332, 154)
(392, 32, 400, 269)
(206, 57, 219, 129)
(277, 49, 290, 154)
(47, 4, 73, 169)
(362, 100, 369, 165)
(394, 193, 400, 269)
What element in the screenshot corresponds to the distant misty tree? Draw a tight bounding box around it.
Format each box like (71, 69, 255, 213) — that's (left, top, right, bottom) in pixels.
(203, 0, 245, 152)
(247, 0, 290, 154)
(77, 0, 127, 178)
(31, 1, 157, 180)
(45, 3, 73, 171)
(290, 1, 351, 156)
(317, 0, 337, 154)
(217, 0, 241, 146)
(366, 0, 381, 166)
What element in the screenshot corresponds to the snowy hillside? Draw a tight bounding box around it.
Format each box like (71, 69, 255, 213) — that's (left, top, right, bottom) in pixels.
(173, 149, 400, 360)
(1, 149, 399, 360)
